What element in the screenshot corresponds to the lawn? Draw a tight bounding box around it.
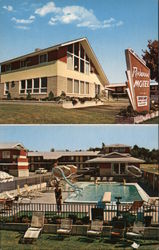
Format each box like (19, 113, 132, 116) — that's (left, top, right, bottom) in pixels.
(0, 100, 128, 124)
(1, 230, 159, 250)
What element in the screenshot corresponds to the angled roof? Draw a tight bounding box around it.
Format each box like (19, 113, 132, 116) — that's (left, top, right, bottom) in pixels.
(0, 142, 25, 150)
(86, 153, 145, 164)
(0, 37, 109, 86)
(28, 150, 100, 160)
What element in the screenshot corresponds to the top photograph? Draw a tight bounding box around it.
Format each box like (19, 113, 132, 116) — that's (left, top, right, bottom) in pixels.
(0, 0, 158, 124)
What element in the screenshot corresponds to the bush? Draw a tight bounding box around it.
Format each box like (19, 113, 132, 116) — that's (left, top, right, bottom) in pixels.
(26, 92, 31, 100)
(72, 99, 78, 106)
(60, 91, 66, 98)
(7, 92, 11, 100)
(81, 216, 90, 224)
(68, 214, 78, 224)
(48, 91, 54, 101)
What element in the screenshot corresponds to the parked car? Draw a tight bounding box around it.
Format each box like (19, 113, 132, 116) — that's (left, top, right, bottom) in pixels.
(35, 168, 48, 174)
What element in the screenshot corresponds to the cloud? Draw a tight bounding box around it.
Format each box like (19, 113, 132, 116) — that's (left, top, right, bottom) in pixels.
(3, 5, 13, 12)
(15, 25, 30, 30)
(35, 1, 123, 30)
(12, 15, 35, 24)
(35, 2, 60, 16)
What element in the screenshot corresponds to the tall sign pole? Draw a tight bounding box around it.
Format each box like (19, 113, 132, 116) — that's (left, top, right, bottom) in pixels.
(125, 49, 150, 113)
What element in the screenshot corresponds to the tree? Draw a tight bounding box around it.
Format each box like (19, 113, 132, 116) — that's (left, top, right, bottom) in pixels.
(50, 148, 55, 152)
(142, 40, 158, 82)
(48, 91, 54, 101)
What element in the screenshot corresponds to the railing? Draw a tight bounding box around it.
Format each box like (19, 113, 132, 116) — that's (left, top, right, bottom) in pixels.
(0, 202, 158, 224)
(0, 174, 51, 193)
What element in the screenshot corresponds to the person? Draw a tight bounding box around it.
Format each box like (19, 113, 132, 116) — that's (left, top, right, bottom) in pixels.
(55, 186, 62, 212)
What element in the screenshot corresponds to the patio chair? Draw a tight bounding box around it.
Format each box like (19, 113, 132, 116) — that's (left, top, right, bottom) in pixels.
(23, 211, 45, 242)
(126, 221, 144, 239)
(57, 218, 73, 236)
(90, 177, 95, 181)
(87, 219, 103, 237)
(128, 201, 144, 213)
(24, 184, 42, 198)
(102, 177, 107, 181)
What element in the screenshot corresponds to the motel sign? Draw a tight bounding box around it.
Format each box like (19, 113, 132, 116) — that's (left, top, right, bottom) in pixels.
(125, 49, 150, 113)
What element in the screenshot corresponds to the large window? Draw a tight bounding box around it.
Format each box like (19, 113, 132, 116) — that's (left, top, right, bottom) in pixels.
(19, 77, 47, 94)
(67, 78, 73, 93)
(41, 77, 47, 93)
(2, 151, 10, 159)
(80, 81, 84, 94)
(27, 79, 32, 93)
(4, 82, 9, 95)
(20, 80, 26, 94)
(74, 80, 79, 93)
(33, 78, 40, 93)
(86, 82, 89, 94)
(39, 54, 47, 64)
(67, 43, 90, 74)
(5, 64, 11, 72)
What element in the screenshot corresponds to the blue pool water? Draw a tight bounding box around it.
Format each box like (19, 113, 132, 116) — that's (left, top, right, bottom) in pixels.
(65, 183, 142, 203)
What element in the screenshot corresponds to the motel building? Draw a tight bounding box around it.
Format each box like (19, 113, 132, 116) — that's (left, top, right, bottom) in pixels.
(0, 38, 109, 100)
(28, 150, 100, 172)
(86, 144, 145, 180)
(0, 143, 29, 177)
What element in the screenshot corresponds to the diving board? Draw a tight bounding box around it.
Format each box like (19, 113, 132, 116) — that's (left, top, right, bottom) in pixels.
(102, 192, 111, 203)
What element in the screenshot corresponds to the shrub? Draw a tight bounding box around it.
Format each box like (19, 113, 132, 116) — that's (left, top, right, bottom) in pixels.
(60, 91, 66, 98)
(48, 91, 54, 101)
(7, 92, 11, 100)
(81, 216, 90, 224)
(68, 214, 78, 224)
(26, 92, 31, 100)
(72, 99, 78, 106)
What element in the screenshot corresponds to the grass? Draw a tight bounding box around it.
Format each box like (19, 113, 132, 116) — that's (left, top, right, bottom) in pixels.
(1, 230, 159, 250)
(0, 100, 129, 124)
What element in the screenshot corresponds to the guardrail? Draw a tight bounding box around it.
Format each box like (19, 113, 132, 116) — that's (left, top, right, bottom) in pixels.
(0, 202, 158, 224)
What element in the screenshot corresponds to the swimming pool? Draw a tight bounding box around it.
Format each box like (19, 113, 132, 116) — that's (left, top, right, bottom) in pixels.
(65, 182, 143, 203)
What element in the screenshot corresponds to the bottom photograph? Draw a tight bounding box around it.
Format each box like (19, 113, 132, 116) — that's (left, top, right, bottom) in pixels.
(0, 125, 159, 250)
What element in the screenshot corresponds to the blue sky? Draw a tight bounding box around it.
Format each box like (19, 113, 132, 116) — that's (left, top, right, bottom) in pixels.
(0, 125, 158, 151)
(0, 0, 157, 83)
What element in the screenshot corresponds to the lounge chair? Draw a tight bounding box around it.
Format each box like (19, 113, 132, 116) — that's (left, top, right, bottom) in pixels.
(87, 219, 103, 237)
(24, 184, 42, 198)
(90, 177, 95, 181)
(23, 211, 45, 242)
(126, 221, 144, 239)
(102, 177, 107, 181)
(128, 201, 144, 213)
(57, 218, 73, 236)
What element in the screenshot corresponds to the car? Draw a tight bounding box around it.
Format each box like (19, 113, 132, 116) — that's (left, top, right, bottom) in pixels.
(35, 168, 48, 174)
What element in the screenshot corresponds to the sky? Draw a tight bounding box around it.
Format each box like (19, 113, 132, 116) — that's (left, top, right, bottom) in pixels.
(0, 125, 158, 151)
(0, 0, 158, 83)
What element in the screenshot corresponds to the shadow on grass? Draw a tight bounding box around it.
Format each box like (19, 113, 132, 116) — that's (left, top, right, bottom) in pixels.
(77, 236, 95, 243)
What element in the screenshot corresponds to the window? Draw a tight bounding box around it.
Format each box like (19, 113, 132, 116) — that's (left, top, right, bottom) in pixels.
(68, 44, 73, 53)
(2, 151, 10, 159)
(67, 78, 73, 93)
(4, 82, 9, 95)
(27, 79, 32, 93)
(5, 64, 11, 72)
(33, 78, 39, 93)
(20, 60, 26, 68)
(80, 60, 84, 73)
(80, 81, 84, 94)
(120, 163, 125, 174)
(85, 62, 89, 75)
(80, 45, 84, 59)
(74, 43, 79, 56)
(41, 77, 47, 93)
(74, 80, 79, 93)
(74, 57, 79, 71)
(67, 53, 73, 70)
(39, 54, 47, 64)
(113, 163, 119, 174)
(86, 82, 89, 94)
(20, 80, 25, 94)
